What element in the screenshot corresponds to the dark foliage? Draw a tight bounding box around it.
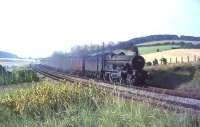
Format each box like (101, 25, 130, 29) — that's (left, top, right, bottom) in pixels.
(0, 65, 39, 85)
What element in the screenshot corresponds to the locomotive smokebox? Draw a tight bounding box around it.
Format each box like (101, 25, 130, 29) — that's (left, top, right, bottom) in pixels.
(132, 56, 145, 70)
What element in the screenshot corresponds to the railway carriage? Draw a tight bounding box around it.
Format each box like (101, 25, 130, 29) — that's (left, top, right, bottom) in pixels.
(84, 55, 102, 78)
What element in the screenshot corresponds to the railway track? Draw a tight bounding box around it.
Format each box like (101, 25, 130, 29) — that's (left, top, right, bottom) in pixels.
(32, 64, 200, 115)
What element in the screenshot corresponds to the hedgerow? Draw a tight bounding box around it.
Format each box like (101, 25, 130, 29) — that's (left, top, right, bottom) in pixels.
(0, 65, 39, 85)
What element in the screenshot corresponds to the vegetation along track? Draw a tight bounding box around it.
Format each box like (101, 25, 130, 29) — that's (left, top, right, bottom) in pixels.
(32, 64, 200, 116)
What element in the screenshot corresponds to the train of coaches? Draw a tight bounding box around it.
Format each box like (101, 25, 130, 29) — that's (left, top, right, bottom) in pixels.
(40, 46, 147, 86)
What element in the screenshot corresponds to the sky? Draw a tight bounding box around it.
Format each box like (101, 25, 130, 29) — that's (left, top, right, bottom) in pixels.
(0, 0, 200, 58)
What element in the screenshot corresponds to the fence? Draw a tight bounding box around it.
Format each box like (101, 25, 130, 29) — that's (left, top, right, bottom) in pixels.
(146, 55, 200, 66)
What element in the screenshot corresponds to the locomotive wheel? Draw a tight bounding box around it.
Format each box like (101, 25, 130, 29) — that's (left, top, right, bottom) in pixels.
(132, 56, 145, 70)
(96, 73, 101, 80)
(125, 74, 134, 86)
(109, 74, 114, 83)
(119, 77, 124, 84)
(103, 73, 110, 81)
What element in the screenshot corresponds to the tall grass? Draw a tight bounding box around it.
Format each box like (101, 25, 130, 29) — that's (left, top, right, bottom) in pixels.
(0, 81, 199, 127)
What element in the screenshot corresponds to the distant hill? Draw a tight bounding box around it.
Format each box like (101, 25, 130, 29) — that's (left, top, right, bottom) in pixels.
(112, 35, 200, 49)
(0, 51, 18, 58)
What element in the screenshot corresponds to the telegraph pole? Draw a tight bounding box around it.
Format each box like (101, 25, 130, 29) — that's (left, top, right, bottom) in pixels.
(101, 42, 105, 78)
(97, 45, 99, 74)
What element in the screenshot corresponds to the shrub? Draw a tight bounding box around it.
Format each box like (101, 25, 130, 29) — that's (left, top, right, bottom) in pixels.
(160, 58, 167, 65)
(146, 62, 152, 66)
(0, 66, 39, 85)
(153, 59, 159, 65)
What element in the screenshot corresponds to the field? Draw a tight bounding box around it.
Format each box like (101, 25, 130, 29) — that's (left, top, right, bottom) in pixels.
(138, 44, 181, 55)
(0, 80, 199, 127)
(142, 49, 200, 64)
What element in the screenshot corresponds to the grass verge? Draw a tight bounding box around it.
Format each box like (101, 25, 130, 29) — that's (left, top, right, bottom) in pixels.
(0, 81, 199, 127)
(145, 64, 200, 90)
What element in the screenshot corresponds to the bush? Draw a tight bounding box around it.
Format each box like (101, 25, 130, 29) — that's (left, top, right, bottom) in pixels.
(153, 59, 159, 65)
(0, 66, 39, 85)
(146, 62, 152, 66)
(160, 58, 167, 65)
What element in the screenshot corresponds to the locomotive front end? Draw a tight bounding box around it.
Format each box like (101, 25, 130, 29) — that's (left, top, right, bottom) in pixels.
(131, 55, 147, 85)
(102, 48, 147, 86)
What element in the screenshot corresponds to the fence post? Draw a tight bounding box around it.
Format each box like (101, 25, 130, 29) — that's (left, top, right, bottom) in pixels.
(176, 57, 178, 64)
(187, 56, 189, 63)
(181, 57, 183, 63)
(170, 58, 172, 64)
(194, 55, 197, 62)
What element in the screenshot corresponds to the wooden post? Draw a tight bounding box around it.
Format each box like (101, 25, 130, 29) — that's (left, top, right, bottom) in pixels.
(170, 58, 172, 64)
(102, 42, 105, 72)
(181, 57, 183, 63)
(187, 56, 189, 63)
(176, 57, 178, 64)
(194, 55, 197, 62)
(97, 46, 99, 74)
(82, 56, 85, 76)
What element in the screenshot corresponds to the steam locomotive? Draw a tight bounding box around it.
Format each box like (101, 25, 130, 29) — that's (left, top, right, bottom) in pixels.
(41, 47, 147, 86)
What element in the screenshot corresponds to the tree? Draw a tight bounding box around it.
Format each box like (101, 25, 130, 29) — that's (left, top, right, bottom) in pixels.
(153, 59, 158, 65)
(146, 62, 152, 66)
(160, 58, 167, 65)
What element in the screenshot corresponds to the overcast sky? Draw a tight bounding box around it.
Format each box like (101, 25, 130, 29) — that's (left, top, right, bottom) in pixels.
(0, 0, 200, 58)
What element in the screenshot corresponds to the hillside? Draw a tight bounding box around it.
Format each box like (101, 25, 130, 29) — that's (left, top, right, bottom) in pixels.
(112, 35, 200, 50)
(0, 51, 18, 58)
